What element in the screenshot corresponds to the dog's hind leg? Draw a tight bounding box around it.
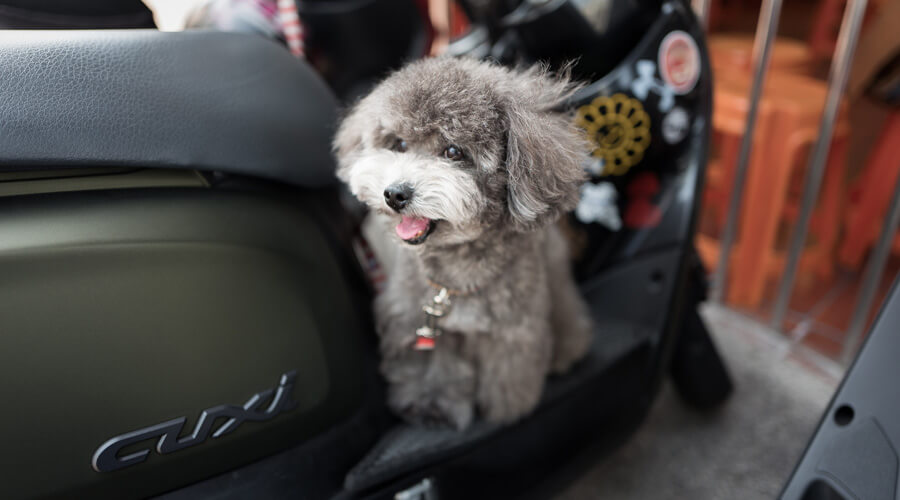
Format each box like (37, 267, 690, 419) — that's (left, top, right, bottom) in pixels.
(473, 325, 553, 423)
(545, 226, 594, 374)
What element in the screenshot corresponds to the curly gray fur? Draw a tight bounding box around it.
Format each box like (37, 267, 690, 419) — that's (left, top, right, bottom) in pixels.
(334, 57, 593, 429)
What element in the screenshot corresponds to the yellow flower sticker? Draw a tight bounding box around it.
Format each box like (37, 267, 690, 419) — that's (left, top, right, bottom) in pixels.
(575, 94, 651, 176)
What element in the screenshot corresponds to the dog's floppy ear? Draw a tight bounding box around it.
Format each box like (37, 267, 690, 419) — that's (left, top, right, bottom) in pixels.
(504, 65, 588, 231)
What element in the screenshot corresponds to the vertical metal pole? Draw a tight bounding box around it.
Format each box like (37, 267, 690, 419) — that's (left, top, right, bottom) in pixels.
(692, 0, 711, 30)
(710, 0, 783, 303)
(770, 0, 868, 329)
(841, 163, 900, 365)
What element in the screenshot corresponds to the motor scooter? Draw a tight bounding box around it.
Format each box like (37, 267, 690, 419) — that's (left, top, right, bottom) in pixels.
(0, 1, 731, 498)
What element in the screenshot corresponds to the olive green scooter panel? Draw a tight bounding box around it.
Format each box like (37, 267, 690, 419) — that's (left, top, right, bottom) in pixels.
(0, 187, 365, 499)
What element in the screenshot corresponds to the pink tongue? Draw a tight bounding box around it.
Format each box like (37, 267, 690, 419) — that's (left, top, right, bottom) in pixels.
(396, 216, 431, 240)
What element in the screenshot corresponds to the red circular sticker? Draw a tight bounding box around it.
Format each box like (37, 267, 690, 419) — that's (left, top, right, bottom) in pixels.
(658, 31, 700, 95)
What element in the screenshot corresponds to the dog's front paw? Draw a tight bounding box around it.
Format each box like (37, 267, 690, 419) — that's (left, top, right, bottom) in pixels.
(384, 356, 476, 430)
(395, 395, 474, 430)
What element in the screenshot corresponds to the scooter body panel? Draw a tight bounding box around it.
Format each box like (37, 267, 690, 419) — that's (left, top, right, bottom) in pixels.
(0, 185, 372, 499)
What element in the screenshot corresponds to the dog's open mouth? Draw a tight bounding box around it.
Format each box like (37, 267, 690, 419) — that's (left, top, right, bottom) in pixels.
(396, 215, 436, 245)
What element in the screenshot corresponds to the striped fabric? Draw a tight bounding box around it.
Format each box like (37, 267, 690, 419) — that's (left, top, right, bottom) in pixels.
(277, 0, 304, 57)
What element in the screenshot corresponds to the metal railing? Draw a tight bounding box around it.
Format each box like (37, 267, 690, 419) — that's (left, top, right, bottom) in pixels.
(769, 0, 869, 331)
(709, 0, 784, 304)
(702, 0, 890, 365)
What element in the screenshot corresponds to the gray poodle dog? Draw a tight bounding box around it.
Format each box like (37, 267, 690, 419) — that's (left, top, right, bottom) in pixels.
(334, 57, 593, 429)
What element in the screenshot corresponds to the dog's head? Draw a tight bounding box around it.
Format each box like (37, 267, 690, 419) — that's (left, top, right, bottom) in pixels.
(333, 57, 587, 246)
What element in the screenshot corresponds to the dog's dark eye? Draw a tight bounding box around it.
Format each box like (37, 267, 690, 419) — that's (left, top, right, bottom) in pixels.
(391, 138, 408, 153)
(443, 145, 463, 161)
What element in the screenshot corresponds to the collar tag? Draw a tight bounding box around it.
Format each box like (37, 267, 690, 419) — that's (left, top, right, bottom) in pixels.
(414, 288, 452, 350)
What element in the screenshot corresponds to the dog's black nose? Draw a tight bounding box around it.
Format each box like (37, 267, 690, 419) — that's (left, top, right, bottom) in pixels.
(384, 184, 413, 211)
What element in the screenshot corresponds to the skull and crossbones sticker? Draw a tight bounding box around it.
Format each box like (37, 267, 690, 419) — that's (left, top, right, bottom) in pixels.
(575, 182, 622, 231)
(631, 60, 675, 112)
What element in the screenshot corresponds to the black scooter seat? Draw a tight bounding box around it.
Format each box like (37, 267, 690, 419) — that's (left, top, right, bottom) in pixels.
(0, 30, 340, 188)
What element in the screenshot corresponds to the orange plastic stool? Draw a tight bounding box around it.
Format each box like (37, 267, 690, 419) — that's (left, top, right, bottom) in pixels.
(839, 110, 900, 268)
(697, 72, 850, 307)
(709, 34, 814, 76)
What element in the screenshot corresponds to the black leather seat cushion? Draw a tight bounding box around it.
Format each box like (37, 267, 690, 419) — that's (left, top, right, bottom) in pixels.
(0, 30, 340, 187)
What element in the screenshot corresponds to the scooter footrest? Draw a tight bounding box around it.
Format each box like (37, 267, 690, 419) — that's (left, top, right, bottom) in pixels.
(344, 318, 650, 493)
